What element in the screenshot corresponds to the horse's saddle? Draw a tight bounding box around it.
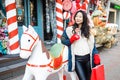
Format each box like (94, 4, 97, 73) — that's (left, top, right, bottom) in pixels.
(49, 43, 64, 70)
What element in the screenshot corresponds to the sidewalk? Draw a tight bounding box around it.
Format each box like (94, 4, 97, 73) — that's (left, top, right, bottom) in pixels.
(9, 44, 120, 80)
(100, 31, 120, 80)
(9, 31, 120, 80)
(100, 42, 120, 80)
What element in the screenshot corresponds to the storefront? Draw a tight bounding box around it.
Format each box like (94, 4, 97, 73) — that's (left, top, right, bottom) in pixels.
(0, 0, 57, 54)
(15, 0, 57, 42)
(0, 0, 57, 40)
(15, 0, 44, 39)
(108, 0, 120, 30)
(1, 0, 119, 54)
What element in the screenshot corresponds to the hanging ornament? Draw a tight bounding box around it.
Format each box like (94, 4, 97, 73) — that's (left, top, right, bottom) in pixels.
(50, 1, 57, 43)
(70, 1, 76, 14)
(63, 0, 72, 11)
(46, 0, 50, 33)
(51, 1, 57, 43)
(49, 2, 54, 33)
(63, 11, 70, 20)
(76, 0, 81, 10)
(76, 0, 80, 3)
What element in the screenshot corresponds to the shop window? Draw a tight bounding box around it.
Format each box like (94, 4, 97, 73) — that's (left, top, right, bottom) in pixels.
(16, 0, 38, 26)
(108, 12, 115, 23)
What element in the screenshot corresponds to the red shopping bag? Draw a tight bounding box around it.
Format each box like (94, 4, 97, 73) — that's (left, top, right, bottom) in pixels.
(91, 64, 105, 80)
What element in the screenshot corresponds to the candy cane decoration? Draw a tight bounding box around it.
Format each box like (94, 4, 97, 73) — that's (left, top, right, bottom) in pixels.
(56, 0, 63, 43)
(5, 0, 20, 54)
(63, 11, 70, 20)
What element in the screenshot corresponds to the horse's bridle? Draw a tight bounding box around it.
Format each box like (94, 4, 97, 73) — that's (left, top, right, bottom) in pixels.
(21, 32, 68, 70)
(20, 32, 39, 52)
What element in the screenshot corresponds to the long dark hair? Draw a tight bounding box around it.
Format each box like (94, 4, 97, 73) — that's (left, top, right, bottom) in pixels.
(72, 10, 90, 39)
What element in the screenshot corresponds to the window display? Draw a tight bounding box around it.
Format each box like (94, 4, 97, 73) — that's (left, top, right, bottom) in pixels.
(0, 0, 8, 55)
(0, 18, 8, 55)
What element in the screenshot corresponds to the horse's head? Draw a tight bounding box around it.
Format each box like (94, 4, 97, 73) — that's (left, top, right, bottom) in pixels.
(20, 25, 39, 59)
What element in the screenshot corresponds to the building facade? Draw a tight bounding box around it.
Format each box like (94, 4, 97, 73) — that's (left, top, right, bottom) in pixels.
(108, 0, 120, 30)
(1, 0, 56, 41)
(0, 0, 120, 54)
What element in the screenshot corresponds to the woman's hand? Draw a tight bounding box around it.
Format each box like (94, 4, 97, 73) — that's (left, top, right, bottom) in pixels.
(75, 28, 80, 34)
(94, 54, 101, 65)
(70, 34, 80, 43)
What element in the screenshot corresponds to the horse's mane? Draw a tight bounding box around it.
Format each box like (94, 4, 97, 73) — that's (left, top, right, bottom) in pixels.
(40, 38, 50, 59)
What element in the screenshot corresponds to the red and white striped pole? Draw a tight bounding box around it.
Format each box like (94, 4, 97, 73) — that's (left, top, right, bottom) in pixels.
(56, 0, 63, 43)
(5, 0, 20, 54)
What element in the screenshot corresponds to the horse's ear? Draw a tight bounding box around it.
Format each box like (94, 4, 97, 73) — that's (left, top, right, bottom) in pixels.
(28, 25, 35, 32)
(23, 25, 27, 32)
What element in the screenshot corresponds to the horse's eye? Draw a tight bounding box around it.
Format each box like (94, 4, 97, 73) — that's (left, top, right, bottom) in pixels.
(28, 40, 30, 42)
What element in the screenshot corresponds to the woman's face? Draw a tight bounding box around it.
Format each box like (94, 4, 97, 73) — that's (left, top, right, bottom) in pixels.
(75, 12, 83, 25)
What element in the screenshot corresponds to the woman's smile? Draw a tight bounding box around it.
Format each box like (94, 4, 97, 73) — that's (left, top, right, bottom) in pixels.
(75, 12, 83, 24)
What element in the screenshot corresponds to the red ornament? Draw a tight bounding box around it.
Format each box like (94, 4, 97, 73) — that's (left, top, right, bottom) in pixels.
(81, 2, 87, 10)
(63, 0, 72, 11)
(76, 0, 80, 3)
(76, 3, 81, 10)
(63, 75, 66, 80)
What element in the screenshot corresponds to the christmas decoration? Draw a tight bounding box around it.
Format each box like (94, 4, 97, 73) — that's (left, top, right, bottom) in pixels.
(5, 0, 20, 54)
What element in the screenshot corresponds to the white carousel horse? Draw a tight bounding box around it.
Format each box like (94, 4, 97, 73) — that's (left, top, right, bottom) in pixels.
(19, 25, 76, 80)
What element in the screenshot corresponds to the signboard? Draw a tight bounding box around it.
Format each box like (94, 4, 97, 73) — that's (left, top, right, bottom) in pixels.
(114, 4, 120, 10)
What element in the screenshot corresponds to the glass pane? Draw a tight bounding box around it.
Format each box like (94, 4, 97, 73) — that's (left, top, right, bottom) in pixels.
(30, 0, 38, 26)
(16, 0, 25, 26)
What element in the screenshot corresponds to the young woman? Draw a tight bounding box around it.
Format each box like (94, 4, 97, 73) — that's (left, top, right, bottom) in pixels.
(61, 10, 100, 80)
